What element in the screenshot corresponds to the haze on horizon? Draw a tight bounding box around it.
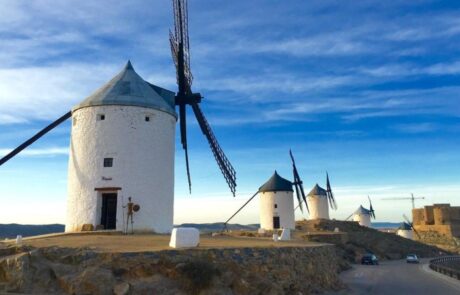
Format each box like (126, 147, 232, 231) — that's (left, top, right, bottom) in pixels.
(0, 0, 459, 225)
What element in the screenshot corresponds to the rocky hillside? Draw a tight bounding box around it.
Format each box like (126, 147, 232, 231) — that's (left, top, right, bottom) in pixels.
(0, 244, 347, 295)
(415, 231, 460, 254)
(296, 219, 448, 262)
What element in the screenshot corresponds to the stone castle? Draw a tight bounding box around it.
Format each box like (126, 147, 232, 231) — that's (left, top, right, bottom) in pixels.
(412, 204, 460, 238)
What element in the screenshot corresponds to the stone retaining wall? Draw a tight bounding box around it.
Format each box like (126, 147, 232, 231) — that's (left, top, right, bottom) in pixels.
(0, 245, 347, 294)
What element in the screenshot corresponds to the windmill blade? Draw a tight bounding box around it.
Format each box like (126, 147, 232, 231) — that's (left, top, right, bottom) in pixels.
(403, 214, 412, 225)
(345, 212, 354, 221)
(298, 181, 309, 213)
(412, 226, 421, 239)
(171, 0, 193, 91)
(368, 195, 376, 219)
(178, 104, 192, 193)
(191, 102, 236, 196)
(293, 182, 304, 213)
(326, 172, 338, 210)
(0, 111, 71, 167)
(290, 150, 308, 213)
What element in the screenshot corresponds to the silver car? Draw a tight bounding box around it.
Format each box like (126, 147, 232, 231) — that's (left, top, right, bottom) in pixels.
(406, 254, 419, 263)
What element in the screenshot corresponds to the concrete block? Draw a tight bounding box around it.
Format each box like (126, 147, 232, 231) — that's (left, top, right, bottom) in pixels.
(278, 229, 290, 241)
(169, 227, 200, 248)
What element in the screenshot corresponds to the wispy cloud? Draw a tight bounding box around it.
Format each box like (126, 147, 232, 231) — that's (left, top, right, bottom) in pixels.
(0, 147, 68, 157)
(392, 123, 439, 134)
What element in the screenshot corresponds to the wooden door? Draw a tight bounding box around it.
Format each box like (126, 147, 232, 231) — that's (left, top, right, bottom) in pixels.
(101, 193, 117, 230)
(273, 216, 280, 229)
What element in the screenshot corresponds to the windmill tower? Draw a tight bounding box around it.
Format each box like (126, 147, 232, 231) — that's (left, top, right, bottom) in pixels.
(307, 185, 329, 220)
(0, 0, 237, 233)
(396, 222, 414, 240)
(350, 196, 375, 227)
(396, 214, 420, 240)
(66, 62, 177, 233)
(306, 174, 337, 220)
(258, 172, 295, 230)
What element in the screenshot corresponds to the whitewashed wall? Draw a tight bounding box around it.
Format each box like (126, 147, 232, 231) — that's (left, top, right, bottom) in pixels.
(353, 213, 371, 227)
(259, 191, 295, 230)
(397, 229, 414, 240)
(66, 105, 176, 233)
(307, 195, 329, 220)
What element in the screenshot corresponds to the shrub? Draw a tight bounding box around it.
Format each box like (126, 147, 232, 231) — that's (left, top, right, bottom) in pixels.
(178, 260, 220, 294)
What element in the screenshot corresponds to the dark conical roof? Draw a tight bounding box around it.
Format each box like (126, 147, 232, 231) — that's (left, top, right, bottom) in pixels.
(307, 184, 327, 196)
(258, 171, 293, 193)
(73, 61, 177, 117)
(398, 222, 412, 230)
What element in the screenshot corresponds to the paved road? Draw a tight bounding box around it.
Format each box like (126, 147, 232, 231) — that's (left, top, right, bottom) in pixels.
(330, 259, 460, 295)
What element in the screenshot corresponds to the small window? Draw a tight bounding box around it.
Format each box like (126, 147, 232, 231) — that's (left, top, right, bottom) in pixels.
(274, 204, 278, 209)
(145, 116, 150, 122)
(103, 158, 113, 167)
(97, 114, 105, 121)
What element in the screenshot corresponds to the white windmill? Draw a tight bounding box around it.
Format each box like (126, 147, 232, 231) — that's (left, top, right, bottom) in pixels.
(258, 171, 296, 230)
(306, 173, 337, 220)
(396, 214, 421, 240)
(347, 196, 376, 227)
(0, 0, 237, 234)
(222, 150, 309, 231)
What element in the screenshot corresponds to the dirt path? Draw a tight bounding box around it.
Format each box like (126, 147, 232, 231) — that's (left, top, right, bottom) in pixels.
(2, 233, 326, 253)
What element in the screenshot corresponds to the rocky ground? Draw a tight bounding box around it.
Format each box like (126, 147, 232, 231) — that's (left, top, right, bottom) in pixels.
(0, 244, 346, 295)
(0, 219, 449, 294)
(295, 219, 448, 262)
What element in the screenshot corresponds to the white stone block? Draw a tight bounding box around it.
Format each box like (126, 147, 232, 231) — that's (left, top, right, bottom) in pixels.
(169, 227, 200, 248)
(272, 233, 279, 242)
(278, 229, 290, 241)
(16, 235, 22, 245)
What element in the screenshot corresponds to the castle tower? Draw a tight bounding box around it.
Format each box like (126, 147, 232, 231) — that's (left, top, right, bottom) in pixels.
(258, 171, 295, 230)
(352, 206, 372, 227)
(65, 61, 177, 233)
(307, 184, 329, 220)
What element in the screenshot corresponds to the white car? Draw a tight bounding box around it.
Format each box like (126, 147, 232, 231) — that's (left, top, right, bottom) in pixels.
(406, 254, 419, 263)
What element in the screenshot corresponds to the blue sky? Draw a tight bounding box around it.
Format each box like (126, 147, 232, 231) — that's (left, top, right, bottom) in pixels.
(0, 0, 459, 224)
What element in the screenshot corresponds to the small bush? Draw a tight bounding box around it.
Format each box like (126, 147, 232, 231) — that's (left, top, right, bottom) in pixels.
(178, 260, 220, 294)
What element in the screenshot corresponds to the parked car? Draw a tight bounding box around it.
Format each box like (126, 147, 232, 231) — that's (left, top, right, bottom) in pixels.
(406, 254, 419, 263)
(361, 254, 379, 265)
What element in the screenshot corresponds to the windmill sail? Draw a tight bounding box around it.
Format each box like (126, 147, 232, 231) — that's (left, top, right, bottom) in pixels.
(0, 111, 71, 167)
(290, 150, 308, 213)
(170, 0, 237, 196)
(326, 172, 337, 210)
(403, 214, 421, 239)
(191, 102, 236, 196)
(368, 196, 376, 219)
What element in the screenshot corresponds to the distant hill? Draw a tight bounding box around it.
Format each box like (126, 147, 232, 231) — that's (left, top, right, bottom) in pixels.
(0, 223, 258, 238)
(0, 224, 65, 239)
(0, 222, 399, 239)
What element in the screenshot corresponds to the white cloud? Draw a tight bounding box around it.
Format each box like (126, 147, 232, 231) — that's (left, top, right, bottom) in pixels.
(0, 63, 118, 122)
(0, 147, 69, 157)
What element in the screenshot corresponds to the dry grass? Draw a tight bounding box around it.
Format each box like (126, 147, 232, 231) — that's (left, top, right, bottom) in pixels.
(2, 233, 325, 253)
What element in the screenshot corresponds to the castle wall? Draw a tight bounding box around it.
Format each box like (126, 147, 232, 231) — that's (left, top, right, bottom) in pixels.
(424, 206, 435, 225)
(412, 208, 425, 225)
